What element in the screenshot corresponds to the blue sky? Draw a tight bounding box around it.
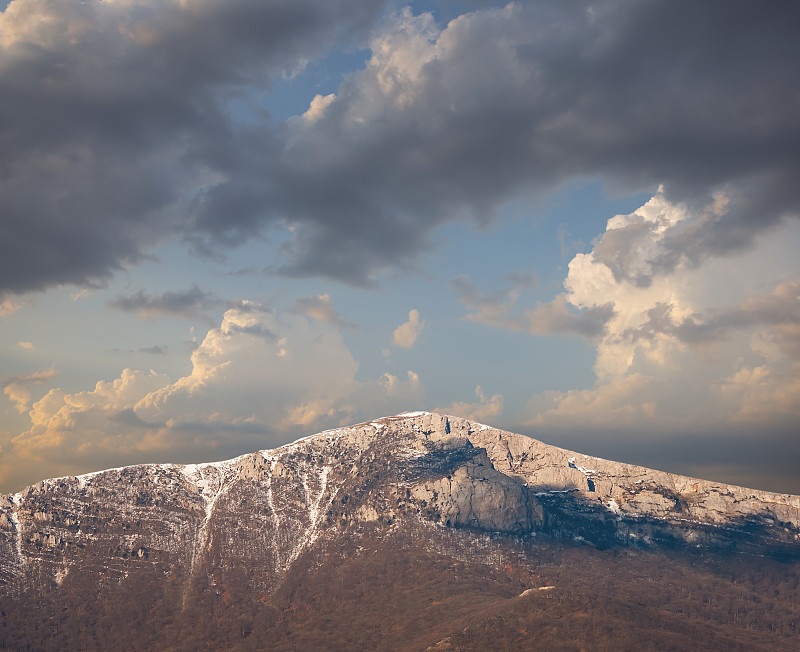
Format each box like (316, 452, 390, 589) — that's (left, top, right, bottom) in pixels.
(1, 0, 799, 494)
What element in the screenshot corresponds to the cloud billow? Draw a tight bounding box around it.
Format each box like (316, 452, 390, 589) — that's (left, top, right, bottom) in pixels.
(519, 190, 800, 445)
(261, 0, 800, 285)
(1, 301, 423, 491)
(2, 0, 799, 296)
(393, 309, 424, 348)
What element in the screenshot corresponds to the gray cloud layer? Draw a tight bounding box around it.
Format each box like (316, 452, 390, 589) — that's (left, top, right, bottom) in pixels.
(2, 0, 799, 295)
(452, 275, 613, 338)
(0, 0, 381, 295)
(629, 281, 800, 353)
(108, 285, 219, 318)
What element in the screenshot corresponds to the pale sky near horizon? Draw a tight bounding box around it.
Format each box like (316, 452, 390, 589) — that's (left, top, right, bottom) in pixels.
(1, 0, 799, 494)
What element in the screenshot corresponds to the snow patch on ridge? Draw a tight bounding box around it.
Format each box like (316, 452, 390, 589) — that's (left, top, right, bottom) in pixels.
(534, 489, 577, 496)
(178, 452, 250, 477)
(568, 457, 597, 476)
(276, 424, 354, 453)
(76, 467, 125, 489)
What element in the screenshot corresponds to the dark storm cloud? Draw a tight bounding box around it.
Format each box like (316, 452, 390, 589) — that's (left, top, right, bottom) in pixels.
(452, 274, 612, 338)
(1, 369, 58, 390)
(450, 275, 518, 315)
(0, 0, 382, 297)
(139, 346, 167, 356)
(521, 296, 614, 339)
(109, 285, 219, 318)
(255, 0, 800, 285)
(505, 270, 538, 289)
(626, 281, 800, 351)
(2, 0, 799, 294)
(110, 408, 162, 430)
(225, 322, 276, 340)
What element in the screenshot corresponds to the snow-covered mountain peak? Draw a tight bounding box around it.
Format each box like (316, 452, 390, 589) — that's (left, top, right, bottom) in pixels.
(1, 411, 798, 598)
(2, 412, 798, 649)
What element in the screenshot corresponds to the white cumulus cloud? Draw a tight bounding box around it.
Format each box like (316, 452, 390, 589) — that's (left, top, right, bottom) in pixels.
(437, 385, 504, 424)
(519, 190, 800, 439)
(392, 309, 425, 348)
(1, 302, 425, 491)
(2, 369, 58, 414)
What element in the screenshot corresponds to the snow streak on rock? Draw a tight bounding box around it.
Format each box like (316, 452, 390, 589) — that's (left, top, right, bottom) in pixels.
(260, 454, 284, 574)
(179, 463, 232, 578)
(291, 466, 332, 565)
(263, 457, 279, 531)
(10, 493, 23, 574)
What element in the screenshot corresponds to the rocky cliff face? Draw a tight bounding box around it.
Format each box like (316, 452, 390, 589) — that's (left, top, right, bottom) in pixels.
(2, 412, 798, 596)
(465, 418, 800, 551)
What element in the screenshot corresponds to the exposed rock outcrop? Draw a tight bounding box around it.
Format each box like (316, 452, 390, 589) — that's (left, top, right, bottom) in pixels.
(406, 449, 542, 533)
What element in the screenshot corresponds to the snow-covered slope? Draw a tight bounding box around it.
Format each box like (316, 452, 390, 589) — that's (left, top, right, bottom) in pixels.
(1, 412, 798, 593)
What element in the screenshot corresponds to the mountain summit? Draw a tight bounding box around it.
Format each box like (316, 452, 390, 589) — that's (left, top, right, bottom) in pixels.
(2, 412, 799, 650)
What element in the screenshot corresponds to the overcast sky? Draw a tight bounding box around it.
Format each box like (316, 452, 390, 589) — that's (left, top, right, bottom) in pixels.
(2, 0, 799, 494)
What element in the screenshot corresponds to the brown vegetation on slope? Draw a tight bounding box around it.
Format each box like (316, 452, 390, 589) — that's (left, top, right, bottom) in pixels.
(2, 523, 799, 651)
